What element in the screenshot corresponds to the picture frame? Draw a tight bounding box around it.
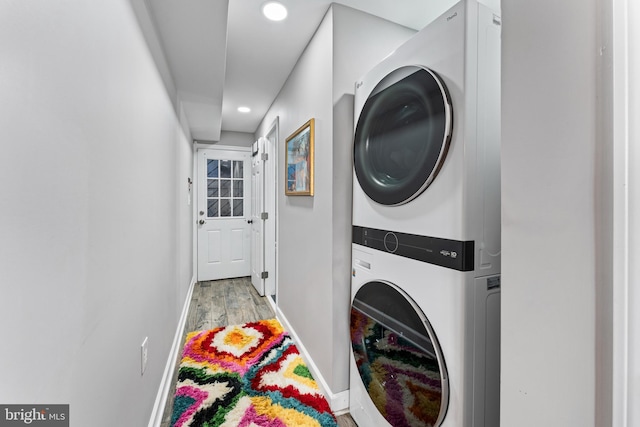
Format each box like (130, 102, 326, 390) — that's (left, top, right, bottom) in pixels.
(285, 118, 314, 196)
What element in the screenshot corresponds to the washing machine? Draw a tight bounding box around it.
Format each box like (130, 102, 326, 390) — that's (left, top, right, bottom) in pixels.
(349, 0, 502, 426)
(349, 249, 501, 427)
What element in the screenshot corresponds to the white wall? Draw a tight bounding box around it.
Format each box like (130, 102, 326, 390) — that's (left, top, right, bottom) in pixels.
(596, 0, 615, 424)
(194, 131, 253, 147)
(330, 4, 415, 393)
(0, 1, 192, 425)
(216, 131, 254, 147)
(176, 104, 196, 314)
(255, 5, 414, 398)
(258, 7, 336, 394)
(130, 0, 177, 107)
(501, 0, 599, 425)
(332, 5, 416, 102)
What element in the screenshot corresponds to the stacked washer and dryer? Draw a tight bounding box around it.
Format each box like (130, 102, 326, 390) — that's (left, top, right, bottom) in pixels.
(349, 1, 502, 426)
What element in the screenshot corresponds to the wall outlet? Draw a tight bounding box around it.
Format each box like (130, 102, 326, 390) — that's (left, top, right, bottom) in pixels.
(141, 337, 149, 375)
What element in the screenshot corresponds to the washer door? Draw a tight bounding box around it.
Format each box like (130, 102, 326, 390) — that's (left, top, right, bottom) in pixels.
(350, 281, 449, 427)
(354, 66, 452, 206)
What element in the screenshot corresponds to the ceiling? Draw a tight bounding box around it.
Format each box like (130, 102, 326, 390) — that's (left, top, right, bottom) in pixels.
(146, 0, 454, 141)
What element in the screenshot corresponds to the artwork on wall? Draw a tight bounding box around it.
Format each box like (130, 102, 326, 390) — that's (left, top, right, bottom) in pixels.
(285, 118, 314, 196)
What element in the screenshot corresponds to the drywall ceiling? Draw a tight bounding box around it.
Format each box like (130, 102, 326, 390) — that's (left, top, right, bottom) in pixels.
(146, 0, 456, 141)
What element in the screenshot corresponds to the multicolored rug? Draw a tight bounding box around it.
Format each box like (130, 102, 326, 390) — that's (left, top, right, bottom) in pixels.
(170, 318, 338, 427)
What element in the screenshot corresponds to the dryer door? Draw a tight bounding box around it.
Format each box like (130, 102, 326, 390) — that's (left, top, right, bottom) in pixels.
(354, 66, 452, 206)
(350, 280, 449, 426)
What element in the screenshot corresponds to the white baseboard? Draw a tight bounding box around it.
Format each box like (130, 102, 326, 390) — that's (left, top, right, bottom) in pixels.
(266, 293, 277, 314)
(275, 307, 350, 414)
(148, 276, 197, 427)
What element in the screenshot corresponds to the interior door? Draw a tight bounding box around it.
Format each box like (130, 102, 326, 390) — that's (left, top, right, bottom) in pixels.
(197, 148, 251, 281)
(263, 126, 278, 301)
(250, 140, 265, 295)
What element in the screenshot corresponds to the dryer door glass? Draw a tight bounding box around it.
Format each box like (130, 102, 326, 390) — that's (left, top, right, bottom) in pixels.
(354, 66, 452, 206)
(350, 280, 449, 427)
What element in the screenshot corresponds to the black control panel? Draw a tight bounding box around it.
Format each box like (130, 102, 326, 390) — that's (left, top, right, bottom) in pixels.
(353, 226, 474, 271)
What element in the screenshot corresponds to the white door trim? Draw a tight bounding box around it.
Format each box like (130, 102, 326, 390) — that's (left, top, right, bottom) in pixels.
(628, 0, 640, 422)
(250, 140, 265, 295)
(612, 0, 636, 425)
(264, 118, 279, 307)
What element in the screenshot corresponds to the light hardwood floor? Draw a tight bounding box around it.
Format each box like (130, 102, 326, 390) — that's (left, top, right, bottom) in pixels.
(160, 277, 357, 427)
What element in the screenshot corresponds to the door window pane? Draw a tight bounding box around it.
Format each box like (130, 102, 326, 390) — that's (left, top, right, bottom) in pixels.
(233, 199, 243, 216)
(233, 180, 243, 197)
(220, 160, 232, 178)
(220, 199, 231, 217)
(220, 180, 231, 197)
(207, 159, 219, 178)
(233, 161, 243, 178)
(207, 179, 219, 197)
(207, 199, 218, 217)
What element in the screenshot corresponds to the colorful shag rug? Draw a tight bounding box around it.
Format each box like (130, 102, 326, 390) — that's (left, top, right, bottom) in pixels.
(170, 318, 338, 427)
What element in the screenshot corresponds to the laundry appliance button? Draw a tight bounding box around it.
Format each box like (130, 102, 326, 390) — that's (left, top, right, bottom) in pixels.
(383, 232, 399, 253)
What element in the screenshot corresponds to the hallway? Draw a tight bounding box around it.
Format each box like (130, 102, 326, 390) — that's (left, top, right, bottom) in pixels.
(159, 278, 356, 427)
(2, 1, 636, 425)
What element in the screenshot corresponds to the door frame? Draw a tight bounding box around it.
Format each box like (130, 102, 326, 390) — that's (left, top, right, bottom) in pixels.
(250, 139, 265, 295)
(612, 0, 638, 424)
(263, 118, 279, 309)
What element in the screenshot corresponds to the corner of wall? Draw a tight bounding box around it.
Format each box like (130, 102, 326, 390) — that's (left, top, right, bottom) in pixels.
(330, 93, 355, 393)
(594, 0, 615, 425)
(330, 4, 416, 101)
(148, 276, 197, 427)
(275, 307, 350, 413)
(129, 0, 178, 105)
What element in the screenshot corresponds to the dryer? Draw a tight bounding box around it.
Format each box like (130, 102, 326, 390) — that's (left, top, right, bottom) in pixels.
(349, 1, 502, 426)
(352, 0, 501, 276)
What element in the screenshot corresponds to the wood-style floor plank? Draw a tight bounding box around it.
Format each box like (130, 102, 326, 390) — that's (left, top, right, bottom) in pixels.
(336, 413, 359, 427)
(159, 277, 357, 427)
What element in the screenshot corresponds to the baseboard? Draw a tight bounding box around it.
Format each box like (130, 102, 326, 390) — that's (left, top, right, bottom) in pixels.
(148, 276, 197, 427)
(266, 293, 277, 313)
(275, 307, 350, 414)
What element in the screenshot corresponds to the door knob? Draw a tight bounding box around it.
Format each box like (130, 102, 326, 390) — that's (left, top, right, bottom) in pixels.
(247, 220, 253, 224)
(199, 219, 205, 225)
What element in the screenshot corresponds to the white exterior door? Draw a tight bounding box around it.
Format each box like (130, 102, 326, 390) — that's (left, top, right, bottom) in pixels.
(250, 141, 265, 295)
(197, 148, 251, 281)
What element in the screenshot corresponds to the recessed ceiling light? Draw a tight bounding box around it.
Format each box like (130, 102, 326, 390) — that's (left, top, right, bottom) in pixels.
(238, 106, 251, 113)
(262, 2, 287, 21)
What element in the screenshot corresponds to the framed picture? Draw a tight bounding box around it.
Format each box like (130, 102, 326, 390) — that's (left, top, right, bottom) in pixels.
(285, 118, 314, 196)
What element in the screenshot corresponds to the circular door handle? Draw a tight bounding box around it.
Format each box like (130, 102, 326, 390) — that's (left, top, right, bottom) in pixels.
(199, 219, 205, 225)
(247, 220, 253, 224)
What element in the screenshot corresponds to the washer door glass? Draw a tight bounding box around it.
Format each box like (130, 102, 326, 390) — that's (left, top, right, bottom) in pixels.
(354, 66, 452, 206)
(350, 281, 449, 427)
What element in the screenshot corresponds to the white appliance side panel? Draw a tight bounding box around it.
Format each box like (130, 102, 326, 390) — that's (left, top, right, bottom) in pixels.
(472, 275, 501, 427)
(469, 2, 502, 276)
